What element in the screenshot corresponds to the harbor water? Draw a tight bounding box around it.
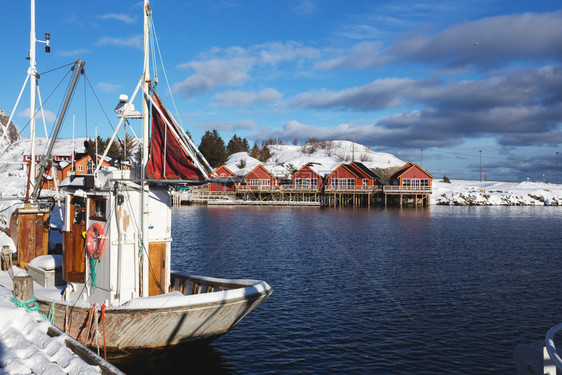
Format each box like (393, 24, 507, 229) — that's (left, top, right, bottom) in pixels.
(121, 205, 562, 374)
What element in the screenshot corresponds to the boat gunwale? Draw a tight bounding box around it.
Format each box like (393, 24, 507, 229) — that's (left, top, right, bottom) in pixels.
(33, 280, 272, 314)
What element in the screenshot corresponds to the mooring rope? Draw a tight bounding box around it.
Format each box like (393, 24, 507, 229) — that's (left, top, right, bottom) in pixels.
(10, 296, 53, 323)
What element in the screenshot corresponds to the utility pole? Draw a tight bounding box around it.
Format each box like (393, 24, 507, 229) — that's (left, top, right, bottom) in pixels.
(420, 148, 423, 167)
(352, 129, 355, 162)
(479, 150, 482, 182)
(557, 151, 559, 185)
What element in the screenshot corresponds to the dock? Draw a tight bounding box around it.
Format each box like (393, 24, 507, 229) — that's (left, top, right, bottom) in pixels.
(172, 184, 430, 208)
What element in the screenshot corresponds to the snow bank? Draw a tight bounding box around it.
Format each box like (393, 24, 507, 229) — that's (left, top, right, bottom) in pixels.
(431, 179, 562, 206)
(0, 287, 103, 374)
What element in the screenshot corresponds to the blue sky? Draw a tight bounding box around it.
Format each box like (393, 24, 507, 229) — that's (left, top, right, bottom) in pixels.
(1, 0, 562, 182)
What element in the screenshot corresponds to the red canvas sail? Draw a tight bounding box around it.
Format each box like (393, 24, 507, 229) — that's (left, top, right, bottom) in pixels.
(146, 92, 206, 181)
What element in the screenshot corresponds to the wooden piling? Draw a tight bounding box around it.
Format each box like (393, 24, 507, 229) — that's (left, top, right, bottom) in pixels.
(14, 275, 34, 302)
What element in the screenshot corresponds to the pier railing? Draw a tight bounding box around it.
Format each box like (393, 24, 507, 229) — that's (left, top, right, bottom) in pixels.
(324, 185, 381, 192)
(383, 186, 432, 193)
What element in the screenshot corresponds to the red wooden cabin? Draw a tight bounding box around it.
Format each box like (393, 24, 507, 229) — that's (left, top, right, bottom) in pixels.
(245, 164, 278, 190)
(291, 163, 324, 190)
(210, 165, 237, 192)
(388, 162, 433, 190)
(326, 162, 377, 190)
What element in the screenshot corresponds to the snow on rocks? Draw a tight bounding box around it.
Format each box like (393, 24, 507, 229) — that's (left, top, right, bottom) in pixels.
(432, 179, 562, 206)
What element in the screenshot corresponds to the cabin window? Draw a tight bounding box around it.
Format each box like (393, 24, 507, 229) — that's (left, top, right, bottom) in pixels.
(347, 179, 354, 186)
(250, 179, 258, 186)
(363, 179, 368, 186)
(420, 179, 429, 186)
(72, 197, 85, 224)
(262, 179, 270, 186)
(220, 173, 225, 177)
(412, 179, 420, 187)
(77, 165, 83, 172)
(403, 179, 411, 186)
(295, 178, 302, 187)
(87, 160, 95, 174)
(90, 197, 107, 221)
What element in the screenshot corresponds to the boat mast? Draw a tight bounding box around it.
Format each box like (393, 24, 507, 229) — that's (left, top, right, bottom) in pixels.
(26, 0, 50, 202)
(28, 0, 38, 198)
(140, 0, 151, 297)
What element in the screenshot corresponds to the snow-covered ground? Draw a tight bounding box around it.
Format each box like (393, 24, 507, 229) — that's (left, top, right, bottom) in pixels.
(432, 179, 562, 206)
(0, 137, 86, 198)
(0, 283, 106, 374)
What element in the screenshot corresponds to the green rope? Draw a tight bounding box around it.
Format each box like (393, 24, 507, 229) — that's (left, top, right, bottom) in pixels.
(11, 296, 53, 323)
(48, 303, 55, 322)
(90, 257, 97, 291)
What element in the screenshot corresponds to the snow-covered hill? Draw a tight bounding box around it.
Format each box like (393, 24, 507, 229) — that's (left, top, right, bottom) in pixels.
(0, 137, 87, 197)
(224, 141, 404, 178)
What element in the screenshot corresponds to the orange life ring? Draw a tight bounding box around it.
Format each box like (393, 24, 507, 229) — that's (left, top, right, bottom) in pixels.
(86, 222, 105, 259)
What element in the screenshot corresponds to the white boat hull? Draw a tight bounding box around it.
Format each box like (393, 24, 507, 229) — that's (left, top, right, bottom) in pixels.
(34, 273, 272, 360)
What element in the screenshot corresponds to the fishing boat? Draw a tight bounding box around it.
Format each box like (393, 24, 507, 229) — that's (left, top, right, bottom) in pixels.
(0, 0, 272, 361)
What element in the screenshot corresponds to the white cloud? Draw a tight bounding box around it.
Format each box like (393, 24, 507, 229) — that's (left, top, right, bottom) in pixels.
(56, 48, 90, 58)
(211, 88, 282, 108)
(200, 119, 257, 132)
(174, 42, 321, 95)
(96, 82, 123, 93)
(292, 0, 317, 15)
(97, 13, 136, 24)
(95, 35, 142, 49)
(175, 58, 251, 95)
(18, 108, 56, 123)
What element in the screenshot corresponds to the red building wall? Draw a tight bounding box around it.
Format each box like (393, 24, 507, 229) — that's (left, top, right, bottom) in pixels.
(246, 165, 277, 190)
(396, 164, 433, 187)
(327, 164, 363, 187)
(292, 165, 323, 190)
(211, 165, 236, 192)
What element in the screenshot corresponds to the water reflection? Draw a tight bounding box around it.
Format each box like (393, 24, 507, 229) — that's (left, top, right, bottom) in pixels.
(162, 205, 562, 374)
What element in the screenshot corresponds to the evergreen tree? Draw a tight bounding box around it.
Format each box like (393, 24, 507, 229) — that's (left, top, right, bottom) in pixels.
(118, 134, 139, 163)
(259, 144, 271, 162)
(198, 129, 226, 167)
(249, 143, 260, 159)
(91, 136, 121, 158)
(226, 134, 250, 156)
